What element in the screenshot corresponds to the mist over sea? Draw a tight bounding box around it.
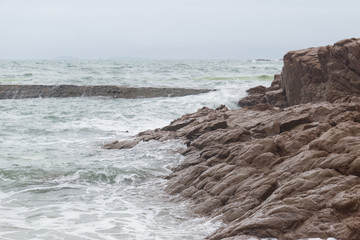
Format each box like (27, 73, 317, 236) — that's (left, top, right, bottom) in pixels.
(0, 59, 282, 240)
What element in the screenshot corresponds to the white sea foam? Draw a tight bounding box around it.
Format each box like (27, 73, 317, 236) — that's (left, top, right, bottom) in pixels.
(0, 59, 283, 239)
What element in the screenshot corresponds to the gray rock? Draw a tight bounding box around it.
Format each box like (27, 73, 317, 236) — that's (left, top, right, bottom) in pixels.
(0, 85, 212, 99)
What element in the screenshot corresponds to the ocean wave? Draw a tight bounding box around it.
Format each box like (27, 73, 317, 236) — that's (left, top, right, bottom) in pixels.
(196, 75, 274, 81)
(54, 167, 151, 185)
(0, 78, 30, 83)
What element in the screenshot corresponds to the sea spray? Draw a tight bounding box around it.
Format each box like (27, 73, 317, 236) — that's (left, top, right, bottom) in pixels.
(0, 59, 283, 240)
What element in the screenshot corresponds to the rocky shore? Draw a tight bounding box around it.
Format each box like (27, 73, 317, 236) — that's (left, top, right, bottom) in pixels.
(0, 85, 211, 99)
(105, 38, 360, 240)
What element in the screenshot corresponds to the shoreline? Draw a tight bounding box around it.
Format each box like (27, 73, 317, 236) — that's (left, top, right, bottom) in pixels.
(105, 38, 360, 240)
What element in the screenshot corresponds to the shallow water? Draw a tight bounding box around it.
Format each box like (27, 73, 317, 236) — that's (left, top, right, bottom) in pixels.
(0, 59, 283, 240)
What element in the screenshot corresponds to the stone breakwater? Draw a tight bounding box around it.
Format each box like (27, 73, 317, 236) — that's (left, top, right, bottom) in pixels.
(105, 38, 360, 240)
(0, 85, 212, 99)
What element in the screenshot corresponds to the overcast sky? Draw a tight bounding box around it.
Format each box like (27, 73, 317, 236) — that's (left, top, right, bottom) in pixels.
(0, 0, 359, 59)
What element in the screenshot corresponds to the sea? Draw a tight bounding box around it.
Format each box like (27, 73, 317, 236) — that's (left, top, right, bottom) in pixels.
(0, 59, 283, 240)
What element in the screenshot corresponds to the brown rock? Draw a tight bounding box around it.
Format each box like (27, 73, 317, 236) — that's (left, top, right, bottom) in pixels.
(238, 38, 360, 108)
(103, 139, 140, 149)
(264, 89, 287, 107)
(237, 94, 266, 107)
(105, 39, 360, 240)
(246, 85, 267, 95)
(282, 38, 360, 106)
(105, 101, 360, 239)
(106, 100, 360, 239)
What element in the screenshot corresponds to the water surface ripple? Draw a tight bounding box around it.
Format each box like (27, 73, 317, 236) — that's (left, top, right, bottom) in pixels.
(0, 59, 283, 240)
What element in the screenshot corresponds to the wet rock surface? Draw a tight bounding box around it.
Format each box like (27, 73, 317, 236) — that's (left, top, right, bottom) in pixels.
(0, 85, 212, 99)
(105, 39, 360, 240)
(106, 103, 360, 240)
(239, 38, 360, 108)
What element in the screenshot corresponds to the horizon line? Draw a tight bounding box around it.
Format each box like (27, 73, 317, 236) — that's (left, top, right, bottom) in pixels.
(0, 57, 283, 61)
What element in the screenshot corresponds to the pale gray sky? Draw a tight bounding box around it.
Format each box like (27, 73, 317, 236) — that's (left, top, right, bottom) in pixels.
(0, 0, 359, 59)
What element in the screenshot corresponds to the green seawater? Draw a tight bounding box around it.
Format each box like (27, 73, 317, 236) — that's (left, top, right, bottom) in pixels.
(0, 59, 283, 240)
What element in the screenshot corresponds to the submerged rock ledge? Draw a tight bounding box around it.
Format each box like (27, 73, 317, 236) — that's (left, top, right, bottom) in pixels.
(105, 38, 360, 240)
(0, 84, 212, 99)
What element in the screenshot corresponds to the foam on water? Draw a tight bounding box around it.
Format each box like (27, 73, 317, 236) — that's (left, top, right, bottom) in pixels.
(0, 138, 220, 240)
(196, 74, 274, 81)
(0, 59, 282, 88)
(0, 59, 283, 240)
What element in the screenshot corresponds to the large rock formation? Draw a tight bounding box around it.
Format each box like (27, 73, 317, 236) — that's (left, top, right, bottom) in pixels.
(105, 102, 360, 240)
(105, 38, 360, 240)
(0, 85, 211, 99)
(239, 38, 360, 107)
